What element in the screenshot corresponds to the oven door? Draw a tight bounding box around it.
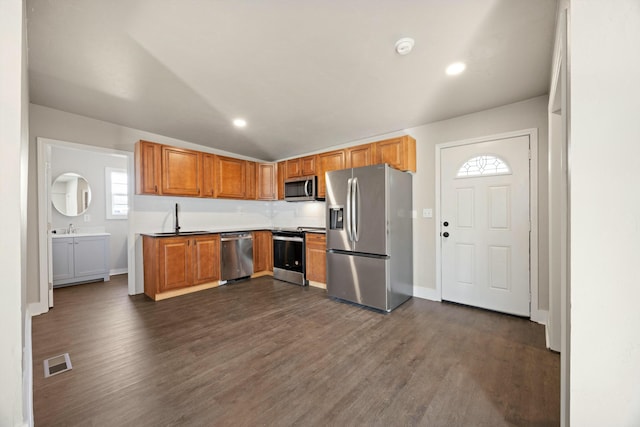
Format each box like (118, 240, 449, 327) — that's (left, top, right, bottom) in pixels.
(273, 235, 304, 273)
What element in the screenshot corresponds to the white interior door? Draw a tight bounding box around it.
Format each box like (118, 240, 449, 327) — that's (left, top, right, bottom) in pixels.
(441, 135, 530, 316)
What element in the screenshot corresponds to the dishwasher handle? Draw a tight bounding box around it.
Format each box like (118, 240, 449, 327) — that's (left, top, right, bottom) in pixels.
(220, 233, 253, 242)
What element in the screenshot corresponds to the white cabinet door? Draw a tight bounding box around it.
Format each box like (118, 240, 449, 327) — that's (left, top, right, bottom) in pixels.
(52, 237, 74, 282)
(74, 236, 110, 278)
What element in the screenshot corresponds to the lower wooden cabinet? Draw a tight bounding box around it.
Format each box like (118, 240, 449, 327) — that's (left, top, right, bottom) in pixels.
(252, 231, 273, 276)
(305, 233, 326, 286)
(143, 234, 220, 300)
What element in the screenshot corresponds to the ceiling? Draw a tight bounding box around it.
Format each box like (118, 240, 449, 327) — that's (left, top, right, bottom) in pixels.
(27, 0, 558, 161)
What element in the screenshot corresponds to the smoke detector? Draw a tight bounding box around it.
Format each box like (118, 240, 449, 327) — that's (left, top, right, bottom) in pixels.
(395, 38, 415, 55)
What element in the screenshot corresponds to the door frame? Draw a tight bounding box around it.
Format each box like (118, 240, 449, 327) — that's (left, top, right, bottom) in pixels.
(434, 128, 542, 323)
(33, 137, 134, 316)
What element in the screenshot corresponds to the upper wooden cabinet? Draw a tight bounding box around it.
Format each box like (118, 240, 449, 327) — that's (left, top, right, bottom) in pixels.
(286, 158, 302, 179)
(346, 143, 374, 169)
(301, 155, 317, 176)
(277, 161, 286, 200)
(215, 155, 247, 199)
(245, 161, 257, 200)
(135, 140, 161, 195)
(161, 146, 202, 196)
(374, 135, 416, 172)
(317, 149, 346, 198)
(201, 153, 216, 198)
(257, 163, 277, 200)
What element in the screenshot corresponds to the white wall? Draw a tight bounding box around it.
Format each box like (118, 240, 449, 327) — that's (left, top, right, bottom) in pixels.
(569, 0, 640, 424)
(50, 145, 129, 273)
(0, 0, 28, 424)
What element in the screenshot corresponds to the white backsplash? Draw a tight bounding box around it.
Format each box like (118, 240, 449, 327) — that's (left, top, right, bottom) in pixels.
(271, 200, 325, 229)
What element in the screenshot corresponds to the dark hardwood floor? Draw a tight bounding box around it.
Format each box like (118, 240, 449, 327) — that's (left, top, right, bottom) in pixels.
(32, 275, 559, 426)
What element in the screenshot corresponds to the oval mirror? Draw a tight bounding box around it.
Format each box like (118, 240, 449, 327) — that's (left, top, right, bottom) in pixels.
(51, 173, 92, 216)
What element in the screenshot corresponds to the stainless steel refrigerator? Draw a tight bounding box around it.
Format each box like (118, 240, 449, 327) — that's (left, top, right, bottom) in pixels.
(326, 164, 413, 312)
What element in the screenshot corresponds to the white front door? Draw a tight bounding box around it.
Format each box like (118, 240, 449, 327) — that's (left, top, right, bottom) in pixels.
(441, 135, 530, 316)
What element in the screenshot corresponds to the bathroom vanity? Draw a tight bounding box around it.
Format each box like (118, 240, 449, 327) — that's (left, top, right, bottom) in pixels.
(52, 233, 111, 287)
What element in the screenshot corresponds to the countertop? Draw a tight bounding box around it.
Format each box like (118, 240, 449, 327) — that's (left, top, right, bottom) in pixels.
(52, 232, 111, 238)
(141, 227, 325, 238)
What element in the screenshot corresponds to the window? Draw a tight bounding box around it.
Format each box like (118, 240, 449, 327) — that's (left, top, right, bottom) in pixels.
(105, 167, 128, 219)
(456, 155, 510, 178)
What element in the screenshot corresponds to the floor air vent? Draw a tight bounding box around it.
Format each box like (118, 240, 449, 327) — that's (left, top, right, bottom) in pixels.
(44, 353, 72, 378)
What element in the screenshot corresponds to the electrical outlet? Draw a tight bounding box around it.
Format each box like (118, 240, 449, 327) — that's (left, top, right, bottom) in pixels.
(84, 214, 91, 222)
(423, 208, 433, 218)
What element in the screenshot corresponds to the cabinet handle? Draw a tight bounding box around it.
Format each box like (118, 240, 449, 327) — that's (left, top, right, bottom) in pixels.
(154, 185, 158, 192)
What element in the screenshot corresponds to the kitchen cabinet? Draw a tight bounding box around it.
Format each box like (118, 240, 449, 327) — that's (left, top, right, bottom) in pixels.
(201, 153, 216, 197)
(277, 161, 286, 200)
(143, 234, 220, 300)
(317, 149, 346, 199)
(246, 161, 257, 200)
(135, 140, 161, 195)
(161, 146, 202, 196)
(346, 143, 374, 169)
(215, 155, 247, 199)
(374, 135, 416, 172)
(305, 233, 326, 287)
(257, 163, 277, 200)
(286, 158, 302, 179)
(252, 231, 273, 275)
(301, 155, 317, 176)
(52, 234, 110, 287)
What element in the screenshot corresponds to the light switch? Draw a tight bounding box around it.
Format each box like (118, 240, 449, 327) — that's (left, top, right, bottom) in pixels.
(423, 208, 433, 218)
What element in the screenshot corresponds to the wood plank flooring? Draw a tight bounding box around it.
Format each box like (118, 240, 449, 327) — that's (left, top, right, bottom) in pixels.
(32, 275, 559, 426)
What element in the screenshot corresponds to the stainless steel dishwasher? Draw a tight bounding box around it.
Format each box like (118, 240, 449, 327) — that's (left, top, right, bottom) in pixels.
(220, 232, 253, 283)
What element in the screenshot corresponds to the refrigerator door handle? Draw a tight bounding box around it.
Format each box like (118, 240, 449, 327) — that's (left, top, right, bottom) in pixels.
(353, 177, 360, 242)
(346, 177, 353, 241)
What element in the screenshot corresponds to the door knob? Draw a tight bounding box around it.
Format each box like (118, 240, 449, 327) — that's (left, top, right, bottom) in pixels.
(443, 221, 449, 227)
(442, 232, 450, 238)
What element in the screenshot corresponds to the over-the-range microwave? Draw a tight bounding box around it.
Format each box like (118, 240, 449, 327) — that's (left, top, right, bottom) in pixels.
(284, 175, 321, 201)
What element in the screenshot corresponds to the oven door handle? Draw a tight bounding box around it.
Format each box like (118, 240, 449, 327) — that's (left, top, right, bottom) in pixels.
(273, 236, 304, 242)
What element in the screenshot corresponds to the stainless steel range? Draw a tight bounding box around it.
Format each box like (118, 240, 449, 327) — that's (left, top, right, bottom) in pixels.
(272, 230, 307, 286)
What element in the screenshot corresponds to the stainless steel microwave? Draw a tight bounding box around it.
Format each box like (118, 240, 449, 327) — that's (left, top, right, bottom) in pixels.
(284, 176, 319, 201)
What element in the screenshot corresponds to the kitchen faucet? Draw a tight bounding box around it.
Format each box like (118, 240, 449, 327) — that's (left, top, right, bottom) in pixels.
(175, 203, 180, 234)
(68, 223, 75, 234)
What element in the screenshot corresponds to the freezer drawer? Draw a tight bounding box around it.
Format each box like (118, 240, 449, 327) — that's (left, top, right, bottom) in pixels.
(327, 251, 389, 311)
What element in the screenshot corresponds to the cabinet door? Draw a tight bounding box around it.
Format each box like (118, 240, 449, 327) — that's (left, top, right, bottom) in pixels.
(257, 163, 277, 200)
(135, 140, 161, 195)
(202, 153, 216, 198)
(277, 161, 286, 200)
(158, 237, 192, 291)
(161, 146, 202, 196)
(52, 237, 74, 282)
(192, 235, 220, 285)
(305, 233, 326, 284)
(252, 231, 273, 273)
(301, 155, 317, 176)
(286, 158, 301, 179)
(74, 235, 110, 278)
(245, 161, 257, 200)
(317, 149, 346, 199)
(346, 143, 374, 169)
(215, 156, 247, 199)
(374, 136, 416, 172)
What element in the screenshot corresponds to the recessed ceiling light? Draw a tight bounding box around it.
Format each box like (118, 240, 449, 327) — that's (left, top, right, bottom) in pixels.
(395, 37, 415, 56)
(233, 118, 247, 128)
(446, 62, 466, 76)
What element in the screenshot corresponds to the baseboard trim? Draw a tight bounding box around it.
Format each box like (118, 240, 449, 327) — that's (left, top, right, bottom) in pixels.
(413, 286, 441, 302)
(109, 268, 128, 276)
(532, 309, 548, 325)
